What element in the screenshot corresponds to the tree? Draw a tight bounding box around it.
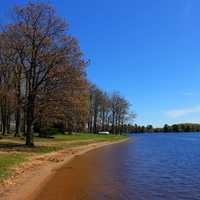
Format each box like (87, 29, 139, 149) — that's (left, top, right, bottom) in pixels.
(3, 2, 71, 146)
(0, 2, 135, 143)
(146, 125, 153, 133)
(88, 85, 104, 133)
(34, 36, 89, 136)
(163, 124, 169, 132)
(110, 92, 130, 134)
(0, 37, 15, 135)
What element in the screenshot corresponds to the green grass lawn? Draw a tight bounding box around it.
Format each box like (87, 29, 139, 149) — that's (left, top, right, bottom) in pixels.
(0, 133, 128, 182)
(0, 153, 27, 181)
(52, 133, 127, 142)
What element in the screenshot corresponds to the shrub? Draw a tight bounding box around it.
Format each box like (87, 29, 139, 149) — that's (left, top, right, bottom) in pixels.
(53, 122, 65, 134)
(39, 127, 61, 138)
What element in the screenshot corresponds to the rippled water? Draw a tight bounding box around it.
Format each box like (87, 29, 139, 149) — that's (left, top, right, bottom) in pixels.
(99, 133, 200, 200)
(35, 133, 200, 200)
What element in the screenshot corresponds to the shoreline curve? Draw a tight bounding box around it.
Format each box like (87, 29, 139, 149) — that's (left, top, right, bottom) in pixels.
(0, 139, 128, 200)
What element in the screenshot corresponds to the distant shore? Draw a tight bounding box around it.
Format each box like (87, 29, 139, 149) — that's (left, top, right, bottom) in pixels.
(0, 137, 128, 200)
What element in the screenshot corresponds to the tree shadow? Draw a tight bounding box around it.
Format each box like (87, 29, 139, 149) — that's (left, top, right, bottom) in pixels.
(0, 140, 37, 152)
(0, 143, 26, 149)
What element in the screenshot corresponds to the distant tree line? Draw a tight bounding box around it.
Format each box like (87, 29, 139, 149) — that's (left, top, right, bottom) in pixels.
(88, 86, 135, 135)
(0, 2, 135, 146)
(129, 123, 200, 133)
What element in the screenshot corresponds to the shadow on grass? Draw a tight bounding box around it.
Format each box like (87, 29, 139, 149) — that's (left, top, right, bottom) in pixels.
(0, 143, 27, 150)
(0, 142, 62, 154)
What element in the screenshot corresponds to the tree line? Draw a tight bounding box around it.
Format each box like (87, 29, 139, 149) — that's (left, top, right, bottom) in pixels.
(88, 86, 135, 135)
(129, 123, 200, 133)
(0, 2, 134, 146)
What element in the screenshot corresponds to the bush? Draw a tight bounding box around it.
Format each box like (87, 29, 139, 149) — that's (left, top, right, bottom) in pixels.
(53, 122, 65, 134)
(33, 121, 65, 138)
(33, 121, 41, 133)
(39, 127, 61, 138)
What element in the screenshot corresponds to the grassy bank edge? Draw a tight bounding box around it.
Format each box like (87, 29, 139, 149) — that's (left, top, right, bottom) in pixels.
(0, 133, 128, 182)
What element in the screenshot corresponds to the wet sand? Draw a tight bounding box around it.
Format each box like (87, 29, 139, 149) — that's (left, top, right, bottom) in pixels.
(0, 140, 127, 200)
(33, 140, 129, 200)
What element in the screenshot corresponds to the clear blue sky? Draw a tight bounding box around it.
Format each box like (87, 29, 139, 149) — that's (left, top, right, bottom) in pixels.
(1, 0, 200, 127)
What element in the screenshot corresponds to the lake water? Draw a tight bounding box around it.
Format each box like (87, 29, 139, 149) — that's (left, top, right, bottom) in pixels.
(35, 133, 200, 200)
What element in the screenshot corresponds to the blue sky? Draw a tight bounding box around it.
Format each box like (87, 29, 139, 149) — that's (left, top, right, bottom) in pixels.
(1, 0, 200, 127)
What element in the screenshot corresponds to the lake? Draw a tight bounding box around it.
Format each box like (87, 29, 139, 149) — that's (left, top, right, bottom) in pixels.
(35, 133, 200, 200)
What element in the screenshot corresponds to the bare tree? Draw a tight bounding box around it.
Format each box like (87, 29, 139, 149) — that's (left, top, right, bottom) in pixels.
(3, 2, 68, 146)
(0, 2, 135, 143)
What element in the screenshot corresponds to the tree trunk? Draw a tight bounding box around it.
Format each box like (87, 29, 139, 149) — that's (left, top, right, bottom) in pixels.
(1, 97, 7, 136)
(15, 110, 20, 137)
(2, 115, 6, 136)
(22, 108, 26, 135)
(15, 78, 21, 137)
(0, 115, 2, 133)
(112, 112, 116, 134)
(6, 108, 10, 134)
(102, 109, 105, 131)
(26, 94, 35, 146)
(67, 116, 73, 135)
(93, 102, 98, 133)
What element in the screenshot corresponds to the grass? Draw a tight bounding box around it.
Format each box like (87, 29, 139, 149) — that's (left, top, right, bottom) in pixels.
(52, 133, 127, 142)
(0, 153, 27, 181)
(0, 133, 128, 182)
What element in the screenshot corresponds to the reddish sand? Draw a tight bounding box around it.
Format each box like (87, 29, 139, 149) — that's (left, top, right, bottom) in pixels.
(33, 141, 125, 200)
(0, 140, 127, 200)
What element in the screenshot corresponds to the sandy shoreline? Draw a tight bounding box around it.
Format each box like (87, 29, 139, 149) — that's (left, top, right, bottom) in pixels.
(0, 139, 127, 200)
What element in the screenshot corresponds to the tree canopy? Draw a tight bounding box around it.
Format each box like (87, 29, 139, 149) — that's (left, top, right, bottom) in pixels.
(0, 2, 135, 146)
